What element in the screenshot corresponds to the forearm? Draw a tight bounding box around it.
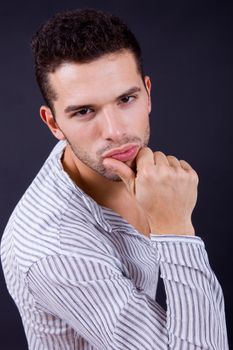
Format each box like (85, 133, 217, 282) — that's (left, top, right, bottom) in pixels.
(27, 236, 229, 350)
(150, 234, 229, 349)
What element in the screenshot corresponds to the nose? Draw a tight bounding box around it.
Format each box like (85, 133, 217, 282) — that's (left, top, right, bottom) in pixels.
(101, 107, 127, 141)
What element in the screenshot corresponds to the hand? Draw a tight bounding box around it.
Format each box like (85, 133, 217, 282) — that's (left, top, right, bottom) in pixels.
(103, 147, 198, 236)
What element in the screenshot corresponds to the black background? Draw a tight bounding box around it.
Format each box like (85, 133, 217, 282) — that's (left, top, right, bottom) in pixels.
(0, 1, 232, 349)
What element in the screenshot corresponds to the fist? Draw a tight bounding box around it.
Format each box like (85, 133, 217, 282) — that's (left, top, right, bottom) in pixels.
(135, 148, 198, 235)
(103, 147, 199, 236)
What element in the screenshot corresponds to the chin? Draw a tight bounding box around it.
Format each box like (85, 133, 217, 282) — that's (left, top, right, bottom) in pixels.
(104, 173, 122, 182)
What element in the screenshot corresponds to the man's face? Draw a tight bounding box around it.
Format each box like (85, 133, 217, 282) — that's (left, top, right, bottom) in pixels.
(46, 50, 152, 181)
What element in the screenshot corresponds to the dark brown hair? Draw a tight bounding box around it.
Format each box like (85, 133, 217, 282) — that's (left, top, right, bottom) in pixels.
(31, 8, 145, 111)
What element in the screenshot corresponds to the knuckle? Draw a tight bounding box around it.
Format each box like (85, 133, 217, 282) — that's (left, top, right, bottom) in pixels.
(172, 168, 187, 183)
(177, 167, 187, 177)
(142, 146, 152, 155)
(167, 155, 178, 160)
(183, 169, 199, 183)
(190, 170, 199, 183)
(180, 159, 191, 168)
(167, 155, 179, 165)
(154, 150, 166, 157)
(180, 159, 190, 164)
(159, 167, 173, 181)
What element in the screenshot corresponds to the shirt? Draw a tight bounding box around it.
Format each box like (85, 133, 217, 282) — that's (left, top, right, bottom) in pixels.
(1, 141, 229, 350)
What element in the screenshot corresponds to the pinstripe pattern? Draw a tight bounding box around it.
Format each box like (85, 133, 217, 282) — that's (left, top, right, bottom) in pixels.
(1, 141, 229, 349)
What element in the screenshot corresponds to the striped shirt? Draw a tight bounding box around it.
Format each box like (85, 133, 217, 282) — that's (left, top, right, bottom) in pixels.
(1, 141, 229, 350)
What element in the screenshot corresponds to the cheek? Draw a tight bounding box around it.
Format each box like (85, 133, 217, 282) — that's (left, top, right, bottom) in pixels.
(69, 123, 101, 155)
(65, 122, 96, 142)
(128, 102, 149, 130)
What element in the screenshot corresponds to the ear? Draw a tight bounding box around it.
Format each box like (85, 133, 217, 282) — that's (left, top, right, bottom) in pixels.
(40, 106, 65, 140)
(144, 75, 152, 114)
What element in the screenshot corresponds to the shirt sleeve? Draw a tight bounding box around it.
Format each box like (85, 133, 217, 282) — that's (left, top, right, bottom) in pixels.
(150, 234, 229, 349)
(26, 235, 229, 350)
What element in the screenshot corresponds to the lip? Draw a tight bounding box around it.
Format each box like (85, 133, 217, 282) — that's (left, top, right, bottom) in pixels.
(102, 144, 139, 162)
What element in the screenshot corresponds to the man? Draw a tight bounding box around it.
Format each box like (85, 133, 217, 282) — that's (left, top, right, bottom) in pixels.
(1, 8, 228, 350)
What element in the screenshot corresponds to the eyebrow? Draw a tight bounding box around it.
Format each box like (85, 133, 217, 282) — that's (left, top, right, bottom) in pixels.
(64, 86, 141, 114)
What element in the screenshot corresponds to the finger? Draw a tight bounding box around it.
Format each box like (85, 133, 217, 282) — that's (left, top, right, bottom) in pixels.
(136, 147, 154, 172)
(167, 155, 181, 168)
(154, 151, 170, 166)
(103, 157, 135, 195)
(179, 159, 194, 171)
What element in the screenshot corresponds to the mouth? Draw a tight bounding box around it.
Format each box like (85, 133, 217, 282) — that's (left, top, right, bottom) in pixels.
(102, 144, 139, 162)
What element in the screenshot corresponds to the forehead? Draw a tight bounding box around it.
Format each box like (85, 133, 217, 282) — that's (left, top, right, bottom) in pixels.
(49, 50, 142, 104)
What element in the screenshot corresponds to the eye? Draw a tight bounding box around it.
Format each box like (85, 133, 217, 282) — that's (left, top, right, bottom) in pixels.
(73, 107, 93, 117)
(120, 95, 136, 104)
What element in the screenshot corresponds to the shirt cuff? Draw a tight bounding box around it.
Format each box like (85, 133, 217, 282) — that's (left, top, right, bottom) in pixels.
(149, 234, 207, 270)
(149, 233, 204, 247)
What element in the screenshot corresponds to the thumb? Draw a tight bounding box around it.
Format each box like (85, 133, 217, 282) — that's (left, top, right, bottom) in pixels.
(103, 158, 136, 195)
